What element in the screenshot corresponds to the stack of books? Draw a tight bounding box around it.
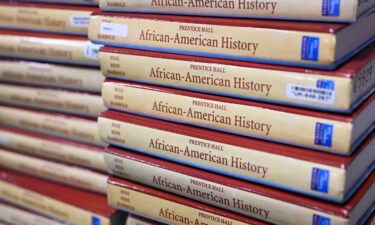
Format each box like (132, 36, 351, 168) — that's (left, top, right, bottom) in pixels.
(88, 1, 375, 225)
(0, 0, 127, 224)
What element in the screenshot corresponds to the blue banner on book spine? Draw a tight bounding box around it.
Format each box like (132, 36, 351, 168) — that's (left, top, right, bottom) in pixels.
(313, 214, 331, 225)
(311, 168, 330, 193)
(322, 0, 340, 16)
(92, 216, 101, 225)
(301, 36, 320, 61)
(314, 122, 333, 147)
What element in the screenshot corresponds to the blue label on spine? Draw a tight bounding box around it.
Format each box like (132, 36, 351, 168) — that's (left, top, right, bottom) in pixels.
(311, 168, 330, 193)
(92, 216, 101, 225)
(313, 214, 331, 225)
(322, 0, 340, 16)
(314, 122, 333, 147)
(317, 80, 335, 90)
(301, 36, 319, 61)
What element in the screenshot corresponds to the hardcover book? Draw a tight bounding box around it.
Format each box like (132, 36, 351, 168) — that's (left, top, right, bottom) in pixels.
(99, 0, 375, 22)
(0, 105, 106, 146)
(107, 171, 374, 225)
(0, 149, 108, 194)
(88, 10, 375, 69)
(0, 125, 107, 172)
(0, 29, 102, 66)
(0, 169, 126, 225)
(0, 59, 104, 92)
(99, 42, 375, 113)
(101, 80, 375, 154)
(0, 83, 106, 117)
(0, 200, 68, 225)
(11, 0, 99, 5)
(0, 2, 95, 35)
(100, 111, 375, 201)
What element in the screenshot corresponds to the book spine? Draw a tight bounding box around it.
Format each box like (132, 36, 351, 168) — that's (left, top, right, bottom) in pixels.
(0, 106, 106, 146)
(0, 180, 110, 225)
(99, 0, 357, 21)
(105, 152, 347, 225)
(0, 149, 108, 194)
(100, 50, 351, 111)
(108, 181, 254, 225)
(101, 82, 353, 153)
(0, 83, 105, 117)
(0, 6, 92, 35)
(0, 60, 104, 92)
(89, 15, 335, 66)
(126, 215, 159, 225)
(99, 116, 346, 199)
(0, 34, 101, 66)
(351, 57, 375, 105)
(0, 129, 107, 172)
(23, 0, 99, 5)
(357, 0, 375, 16)
(0, 203, 67, 225)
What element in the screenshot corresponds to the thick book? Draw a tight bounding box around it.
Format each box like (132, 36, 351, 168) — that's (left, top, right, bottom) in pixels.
(99, 42, 375, 113)
(0, 149, 108, 194)
(102, 80, 375, 154)
(108, 176, 267, 225)
(0, 2, 95, 35)
(88, 10, 375, 69)
(0, 125, 107, 172)
(0, 169, 126, 225)
(0, 105, 106, 146)
(99, 0, 375, 22)
(0, 59, 104, 92)
(0, 200, 68, 225)
(11, 0, 98, 6)
(0, 29, 102, 66)
(0, 83, 105, 118)
(100, 111, 375, 201)
(108, 171, 374, 225)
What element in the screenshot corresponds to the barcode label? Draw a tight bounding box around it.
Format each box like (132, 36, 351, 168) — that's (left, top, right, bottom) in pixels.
(100, 22, 128, 37)
(84, 42, 103, 59)
(70, 16, 90, 27)
(286, 84, 335, 104)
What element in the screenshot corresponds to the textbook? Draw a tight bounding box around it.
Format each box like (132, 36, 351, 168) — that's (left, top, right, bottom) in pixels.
(0, 169, 127, 225)
(99, 0, 375, 22)
(0, 125, 107, 172)
(0, 29, 102, 66)
(0, 200, 68, 225)
(0, 105, 106, 146)
(99, 42, 375, 112)
(108, 171, 374, 225)
(89, 10, 375, 69)
(0, 83, 105, 117)
(0, 149, 108, 194)
(11, 0, 98, 5)
(108, 176, 267, 225)
(0, 2, 94, 35)
(100, 111, 375, 201)
(102, 80, 375, 154)
(0, 59, 104, 92)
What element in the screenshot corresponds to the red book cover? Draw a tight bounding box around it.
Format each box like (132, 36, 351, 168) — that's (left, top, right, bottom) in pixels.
(0, 29, 102, 66)
(0, 169, 126, 225)
(107, 168, 374, 225)
(102, 79, 375, 154)
(0, 104, 106, 146)
(99, 41, 375, 113)
(88, 10, 375, 69)
(100, 110, 374, 201)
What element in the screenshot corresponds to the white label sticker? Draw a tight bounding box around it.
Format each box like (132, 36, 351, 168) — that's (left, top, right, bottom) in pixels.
(84, 42, 103, 59)
(0, 134, 9, 144)
(100, 22, 128, 37)
(286, 84, 335, 105)
(70, 16, 90, 27)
